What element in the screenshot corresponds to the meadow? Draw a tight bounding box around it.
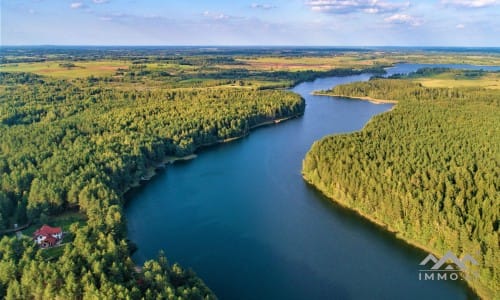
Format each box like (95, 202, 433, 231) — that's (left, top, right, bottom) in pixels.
(390, 53, 500, 66)
(0, 60, 129, 79)
(415, 71, 500, 89)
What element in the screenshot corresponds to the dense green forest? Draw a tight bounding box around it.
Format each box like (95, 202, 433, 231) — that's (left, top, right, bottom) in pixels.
(0, 71, 304, 226)
(0, 63, 307, 298)
(2, 46, 498, 299)
(1, 47, 394, 298)
(303, 77, 499, 298)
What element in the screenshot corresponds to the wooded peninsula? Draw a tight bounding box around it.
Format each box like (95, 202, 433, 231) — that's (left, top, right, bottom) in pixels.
(303, 69, 500, 299)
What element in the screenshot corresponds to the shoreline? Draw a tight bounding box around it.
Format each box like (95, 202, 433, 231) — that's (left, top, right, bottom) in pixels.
(122, 113, 302, 196)
(304, 83, 492, 298)
(301, 129, 489, 299)
(312, 92, 398, 104)
(301, 102, 489, 300)
(123, 68, 486, 297)
(302, 176, 446, 255)
(197, 113, 302, 147)
(302, 175, 488, 299)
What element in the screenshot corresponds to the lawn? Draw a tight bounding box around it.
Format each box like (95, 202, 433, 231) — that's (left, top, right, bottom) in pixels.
(23, 211, 87, 237)
(41, 244, 66, 261)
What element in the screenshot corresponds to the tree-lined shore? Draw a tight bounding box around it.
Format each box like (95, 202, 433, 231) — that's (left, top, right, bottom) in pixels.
(303, 75, 499, 299)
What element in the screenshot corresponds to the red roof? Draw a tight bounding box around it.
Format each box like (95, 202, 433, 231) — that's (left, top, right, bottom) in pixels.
(44, 235, 58, 245)
(34, 224, 62, 237)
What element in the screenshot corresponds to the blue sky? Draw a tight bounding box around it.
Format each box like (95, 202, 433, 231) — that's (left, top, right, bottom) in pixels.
(1, 0, 499, 46)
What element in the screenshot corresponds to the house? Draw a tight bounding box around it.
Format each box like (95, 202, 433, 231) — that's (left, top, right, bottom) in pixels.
(33, 225, 63, 248)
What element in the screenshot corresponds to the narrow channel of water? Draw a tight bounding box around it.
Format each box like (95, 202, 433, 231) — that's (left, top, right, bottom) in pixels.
(125, 64, 492, 299)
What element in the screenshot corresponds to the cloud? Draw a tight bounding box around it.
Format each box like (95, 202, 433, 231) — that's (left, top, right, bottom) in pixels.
(70, 2, 85, 9)
(384, 13, 423, 26)
(251, 3, 277, 9)
(93, 0, 109, 3)
(306, 0, 410, 14)
(441, 0, 500, 8)
(202, 11, 232, 20)
(456, 23, 465, 28)
(97, 12, 129, 22)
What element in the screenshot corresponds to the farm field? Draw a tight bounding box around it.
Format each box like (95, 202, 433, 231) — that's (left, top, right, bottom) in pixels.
(0, 60, 129, 78)
(416, 72, 500, 89)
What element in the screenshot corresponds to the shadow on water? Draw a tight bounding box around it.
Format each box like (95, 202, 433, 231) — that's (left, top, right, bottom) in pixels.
(302, 182, 479, 299)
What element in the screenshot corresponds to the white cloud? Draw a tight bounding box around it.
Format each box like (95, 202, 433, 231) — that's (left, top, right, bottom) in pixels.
(202, 11, 232, 20)
(70, 2, 84, 9)
(441, 0, 500, 7)
(384, 13, 423, 26)
(98, 12, 128, 21)
(456, 23, 465, 28)
(251, 3, 277, 9)
(93, 0, 109, 3)
(307, 0, 410, 14)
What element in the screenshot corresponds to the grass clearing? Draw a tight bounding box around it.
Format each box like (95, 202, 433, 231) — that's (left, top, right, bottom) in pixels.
(415, 72, 500, 89)
(15, 211, 85, 260)
(0, 60, 129, 78)
(236, 55, 393, 71)
(41, 244, 66, 260)
(391, 54, 500, 66)
(2, 53, 499, 80)
(23, 210, 87, 237)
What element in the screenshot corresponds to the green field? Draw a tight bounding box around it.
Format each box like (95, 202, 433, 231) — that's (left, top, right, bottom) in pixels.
(416, 72, 500, 89)
(237, 54, 393, 71)
(391, 54, 500, 66)
(0, 60, 129, 78)
(2, 51, 499, 81)
(1, 55, 389, 79)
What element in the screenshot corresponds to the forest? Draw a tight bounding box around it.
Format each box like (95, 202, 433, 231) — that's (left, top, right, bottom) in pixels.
(2, 46, 499, 299)
(0, 71, 306, 225)
(0, 62, 309, 298)
(0, 47, 389, 299)
(302, 74, 499, 299)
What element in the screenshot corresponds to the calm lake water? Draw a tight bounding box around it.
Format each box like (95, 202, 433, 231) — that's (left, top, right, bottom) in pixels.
(125, 64, 490, 300)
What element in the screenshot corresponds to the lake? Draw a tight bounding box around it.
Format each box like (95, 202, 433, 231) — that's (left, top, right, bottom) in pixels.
(125, 64, 488, 299)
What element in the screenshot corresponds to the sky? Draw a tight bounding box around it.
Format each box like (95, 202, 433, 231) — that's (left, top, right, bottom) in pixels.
(1, 0, 500, 46)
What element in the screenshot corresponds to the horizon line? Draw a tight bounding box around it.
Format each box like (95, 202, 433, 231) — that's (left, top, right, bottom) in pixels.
(1, 45, 500, 49)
